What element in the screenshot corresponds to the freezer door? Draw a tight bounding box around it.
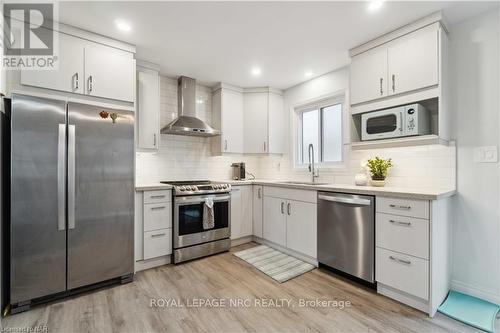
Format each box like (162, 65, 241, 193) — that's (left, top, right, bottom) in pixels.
(10, 94, 67, 303)
(67, 103, 134, 289)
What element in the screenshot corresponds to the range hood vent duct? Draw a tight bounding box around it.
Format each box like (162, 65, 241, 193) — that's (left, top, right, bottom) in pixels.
(161, 76, 221, 137)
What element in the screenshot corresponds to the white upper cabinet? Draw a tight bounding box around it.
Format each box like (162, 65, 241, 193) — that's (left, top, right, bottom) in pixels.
(84, 41, 135, 102)
(388, 26, 438, 96)
(137, 67, 160, 150)
(212, 85, 284, 155)
(20, 31, 135, 103)
(267, 92, 284, 154)
(243, 89, 284, 154)
(21, 32, 84, 95)
(350, 22, 442, 107)
(212, 84, 244, 154)
(350, 46, 388, 105)
(243, 91, 269, 153)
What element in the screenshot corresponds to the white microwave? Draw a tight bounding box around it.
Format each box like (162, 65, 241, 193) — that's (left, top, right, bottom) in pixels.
(361, 104, 430, 141)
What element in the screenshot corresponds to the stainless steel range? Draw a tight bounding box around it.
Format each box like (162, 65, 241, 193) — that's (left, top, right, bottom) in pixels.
(160, 180, 232, 263)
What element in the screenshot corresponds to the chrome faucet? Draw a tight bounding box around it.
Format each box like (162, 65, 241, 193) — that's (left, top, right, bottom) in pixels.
(308, 143, 320, 183)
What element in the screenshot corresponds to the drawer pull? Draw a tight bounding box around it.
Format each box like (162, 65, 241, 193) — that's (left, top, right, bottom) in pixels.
(389, 219, 412, 226)
(389, 204, 411, 210)
(151, 206, 166, 210)
(151, 233, 166, 238)
(150, 195, 166, 199)
(389, 255, 411, 265)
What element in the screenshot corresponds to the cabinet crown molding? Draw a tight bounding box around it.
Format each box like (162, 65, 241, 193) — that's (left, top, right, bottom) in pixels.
(349, 11, 448, 57)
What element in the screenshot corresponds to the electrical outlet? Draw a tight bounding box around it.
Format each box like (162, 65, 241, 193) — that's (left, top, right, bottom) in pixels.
(474, 146, 498, 163)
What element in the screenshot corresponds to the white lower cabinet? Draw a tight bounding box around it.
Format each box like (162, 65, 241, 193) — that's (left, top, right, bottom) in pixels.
(376, 247, 429, 300)
(263, 196, 287, 247)
(375, 195, 451, 317)
(230, 185, 253, 240)
(137, 189, 173, 262)
(144, 229, 172, 260)
(286, 200, 317, 258)
(262, 187, 317, 258)
(252, 186, 263, 238)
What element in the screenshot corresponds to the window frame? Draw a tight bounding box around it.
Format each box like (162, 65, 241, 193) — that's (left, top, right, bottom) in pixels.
(293, 94, 345, 169)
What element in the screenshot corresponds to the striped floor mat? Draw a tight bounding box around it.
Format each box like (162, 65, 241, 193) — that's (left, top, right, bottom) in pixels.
(233, 245, 315, 283)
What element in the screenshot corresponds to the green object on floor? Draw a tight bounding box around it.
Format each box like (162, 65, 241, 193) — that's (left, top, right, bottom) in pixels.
(438, 290, 500, 333)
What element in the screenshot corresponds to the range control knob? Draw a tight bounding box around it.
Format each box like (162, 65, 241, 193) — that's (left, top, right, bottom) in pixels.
(179, 186, 186, 191)
(192, 186, 198, 191)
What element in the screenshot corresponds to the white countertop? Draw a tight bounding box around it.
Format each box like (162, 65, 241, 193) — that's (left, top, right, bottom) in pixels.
(136, 179, 455, 200)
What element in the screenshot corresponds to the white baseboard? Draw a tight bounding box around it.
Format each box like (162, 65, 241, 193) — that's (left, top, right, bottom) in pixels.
(451, 279, 500, 305)
(252, 236, 318, 266)
(377, 283, 430, 315)
(135, 255, 171, 272)
(231, 236, 253, 247)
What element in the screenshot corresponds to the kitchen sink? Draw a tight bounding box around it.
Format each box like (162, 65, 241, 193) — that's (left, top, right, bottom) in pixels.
(279, 181, 330, 186)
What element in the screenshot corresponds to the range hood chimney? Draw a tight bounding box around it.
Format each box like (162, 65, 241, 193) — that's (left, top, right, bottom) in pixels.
(161, 76, 221, 137)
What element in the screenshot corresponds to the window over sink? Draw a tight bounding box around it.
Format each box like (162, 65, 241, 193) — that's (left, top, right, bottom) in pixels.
(295, 95, 344, 168)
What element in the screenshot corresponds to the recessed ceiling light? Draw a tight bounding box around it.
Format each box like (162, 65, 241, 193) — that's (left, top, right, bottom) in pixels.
(368, 0, 384, 12)
(305, 71, 313, 78)
(251, 67, 262, 76)
(115, 19, 131, 32)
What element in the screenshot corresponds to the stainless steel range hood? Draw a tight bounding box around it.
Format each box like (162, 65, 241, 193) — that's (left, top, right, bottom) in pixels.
(161, 76, 221, 137)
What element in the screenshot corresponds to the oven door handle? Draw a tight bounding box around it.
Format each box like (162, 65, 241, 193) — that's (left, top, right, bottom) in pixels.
(176, 195, 230, 205)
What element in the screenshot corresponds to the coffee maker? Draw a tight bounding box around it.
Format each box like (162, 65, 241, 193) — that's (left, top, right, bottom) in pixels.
(231, 162, 246, 180)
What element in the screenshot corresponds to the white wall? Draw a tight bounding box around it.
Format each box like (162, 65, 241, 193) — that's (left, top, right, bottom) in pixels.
(259, 67, 456, 189)
(135, 77, 261, 183)
(449, 8, 500, 303)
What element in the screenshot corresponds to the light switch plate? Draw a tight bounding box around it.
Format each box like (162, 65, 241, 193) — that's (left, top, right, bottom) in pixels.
(474, 146, 498, 163)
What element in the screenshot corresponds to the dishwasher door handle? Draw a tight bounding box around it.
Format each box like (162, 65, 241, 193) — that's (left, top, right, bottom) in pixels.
(318, 195, 371, 206)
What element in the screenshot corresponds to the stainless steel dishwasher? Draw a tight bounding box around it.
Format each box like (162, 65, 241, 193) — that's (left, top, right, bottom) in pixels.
(317, 192, 375, 284)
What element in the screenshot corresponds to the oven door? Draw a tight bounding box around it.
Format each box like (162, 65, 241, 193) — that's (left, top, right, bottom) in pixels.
(174, 193, 230, 248)
(361, 108, 404, 141)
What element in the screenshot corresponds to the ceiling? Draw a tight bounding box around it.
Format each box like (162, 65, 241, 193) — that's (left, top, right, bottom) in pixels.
(59, 1, 498, 90)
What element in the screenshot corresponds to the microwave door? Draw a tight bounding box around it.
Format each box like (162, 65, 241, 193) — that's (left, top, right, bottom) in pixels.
(362, 109, 403, 140)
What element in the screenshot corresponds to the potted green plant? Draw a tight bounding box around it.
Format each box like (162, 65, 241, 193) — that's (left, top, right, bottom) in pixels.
(366, 157, 393, 187)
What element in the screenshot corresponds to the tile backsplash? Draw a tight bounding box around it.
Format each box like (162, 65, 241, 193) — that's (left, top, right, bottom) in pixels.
(136, 76, 456, 189)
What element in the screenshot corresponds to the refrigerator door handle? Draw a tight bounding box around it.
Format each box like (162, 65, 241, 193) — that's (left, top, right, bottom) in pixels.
(57, 124, 66, 231)
(68, 124, 76, 229)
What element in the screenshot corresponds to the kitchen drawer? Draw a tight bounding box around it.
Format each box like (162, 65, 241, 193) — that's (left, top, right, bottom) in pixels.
(376, 213, 429, 259)
(144, 202, 172, 232)
(144, 228, 172, 260)
(143, 190, 171, 204)
(264, 186, 316, 203)
(377, 197, 429, 219)
(376, 247, 429, 300)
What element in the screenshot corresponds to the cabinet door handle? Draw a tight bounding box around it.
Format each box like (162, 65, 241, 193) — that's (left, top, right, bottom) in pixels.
(88, 75, 93, 93)
(389, 255, 411, 265)
(150, 195, 166, 199)
(391, 74, 395, 92)
(224, 139, 228, 151)
(72, 72, 79, 91)
(151, 233, 166, 238)
(257, 188, 261, 199)
(151, 206, 166, 210)
(263, 141, 266, 152)
(280, 202, 284, 214)
(389, 204, 411, 210)
(389, 219, 411, 226)
(287, 203, 291, 215)
(379, 77, 383, 95)
(153, 133, 157, 147)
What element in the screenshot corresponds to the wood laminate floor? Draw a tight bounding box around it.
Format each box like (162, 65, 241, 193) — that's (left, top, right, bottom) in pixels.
(1, 243, 493, 333)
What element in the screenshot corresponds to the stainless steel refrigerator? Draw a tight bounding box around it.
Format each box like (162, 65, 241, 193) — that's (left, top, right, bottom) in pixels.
(9, 94, 134, 313)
